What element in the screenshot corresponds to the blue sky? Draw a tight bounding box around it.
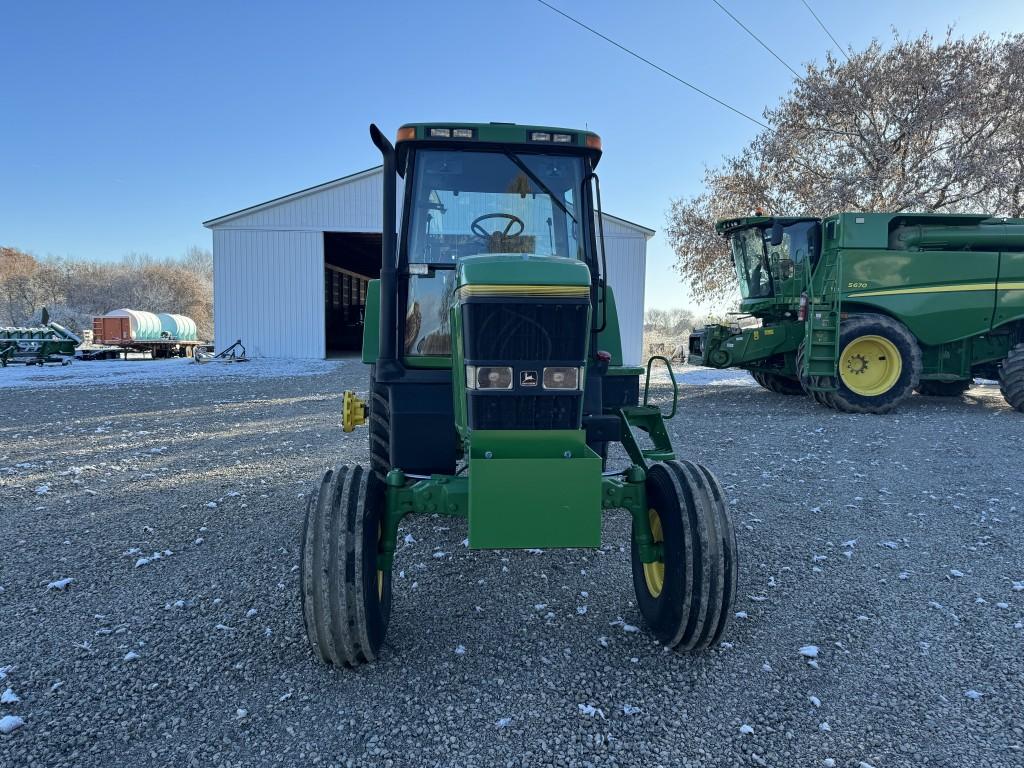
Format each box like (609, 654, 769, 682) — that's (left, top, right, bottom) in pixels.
(3, 0, 1022, 311)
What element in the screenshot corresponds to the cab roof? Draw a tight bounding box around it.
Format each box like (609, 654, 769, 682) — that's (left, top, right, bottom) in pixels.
(715, 216, 820, 236)
(396, 122, 602, 166)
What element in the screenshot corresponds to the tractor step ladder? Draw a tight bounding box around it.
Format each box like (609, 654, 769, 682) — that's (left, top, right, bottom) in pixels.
(803, 253, 843, 392)
(619, 356, 678, 468)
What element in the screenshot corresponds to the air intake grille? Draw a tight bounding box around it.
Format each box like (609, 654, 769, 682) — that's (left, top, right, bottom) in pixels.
(462, 301, 588, 362)
(468, 393, 581, 430)
(462, 298, 589, 431)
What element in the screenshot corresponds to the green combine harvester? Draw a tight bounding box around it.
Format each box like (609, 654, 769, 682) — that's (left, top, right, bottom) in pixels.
(688, 213, 1024, 413)
(300, 122, 738, 667)
(0, 309, 80, 367)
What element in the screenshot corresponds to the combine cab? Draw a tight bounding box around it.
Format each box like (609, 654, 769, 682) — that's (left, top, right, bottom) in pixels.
(299, 122, 739, 667)
(689, 213, 1024, 413)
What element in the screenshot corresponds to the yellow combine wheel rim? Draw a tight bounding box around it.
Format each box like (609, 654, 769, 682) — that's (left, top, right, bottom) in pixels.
(839, 335, 902, 396)
(642, 509, 666, 598)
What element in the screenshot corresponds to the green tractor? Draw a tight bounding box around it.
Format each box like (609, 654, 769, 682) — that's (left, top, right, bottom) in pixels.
(688, 213, 1024, 414)
(300, 122, 738, 667)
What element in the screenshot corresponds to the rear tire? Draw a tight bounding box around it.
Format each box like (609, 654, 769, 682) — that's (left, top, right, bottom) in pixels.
(1000, 343, 1024, 412)
(631, 460, 738, 651)
(368, 367, 392, 481)
(300, 464, 392, 667)
(828, 314, 921, 414)
(916, 379, 971, 397)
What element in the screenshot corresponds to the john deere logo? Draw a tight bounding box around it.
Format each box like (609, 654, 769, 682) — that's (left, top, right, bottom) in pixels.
(520, 370, 538, 387)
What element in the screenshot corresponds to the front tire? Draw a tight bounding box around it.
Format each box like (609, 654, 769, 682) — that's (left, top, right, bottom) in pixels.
(796, 342, 835, 408)
(300, 464, 392, 667)
(1000, 343, 1024, 412)
(828, 314, 921, 414)
(631, 460, 737, 650)
(753, 370, 805, 396)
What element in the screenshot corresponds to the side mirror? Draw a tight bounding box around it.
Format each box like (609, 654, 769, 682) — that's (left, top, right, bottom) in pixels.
(769, 220, 784, 247)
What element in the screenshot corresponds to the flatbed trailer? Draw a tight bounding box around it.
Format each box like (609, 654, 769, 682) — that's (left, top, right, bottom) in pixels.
(77, 340, 202, 360)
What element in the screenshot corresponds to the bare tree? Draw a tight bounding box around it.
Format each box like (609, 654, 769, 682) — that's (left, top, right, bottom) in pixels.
(667, 31, 1024, 301)
(0, 246, 214, 338)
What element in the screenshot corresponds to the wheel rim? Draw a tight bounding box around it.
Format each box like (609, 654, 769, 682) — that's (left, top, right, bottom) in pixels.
(839, 335, 902, 396)
(642, 508, 665, 598)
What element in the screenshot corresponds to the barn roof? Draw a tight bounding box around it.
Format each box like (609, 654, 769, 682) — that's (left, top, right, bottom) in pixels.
(203, 166, 654, 238)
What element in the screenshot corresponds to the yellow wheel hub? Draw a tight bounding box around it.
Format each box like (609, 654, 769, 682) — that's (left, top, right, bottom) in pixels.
(642, 508, 665, 598)
(839, 335, 902, 396)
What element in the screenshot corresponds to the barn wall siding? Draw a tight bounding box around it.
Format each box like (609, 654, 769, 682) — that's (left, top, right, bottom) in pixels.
(600, 217, 648, 367)
(213, 229, 324, 358)
(209, 168, 651, 362)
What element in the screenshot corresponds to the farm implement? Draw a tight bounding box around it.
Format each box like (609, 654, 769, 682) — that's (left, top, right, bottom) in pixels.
(0, 309, 80, 367)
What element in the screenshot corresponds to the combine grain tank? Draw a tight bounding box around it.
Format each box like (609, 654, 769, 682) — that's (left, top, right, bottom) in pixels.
(157, 313, 198, 341)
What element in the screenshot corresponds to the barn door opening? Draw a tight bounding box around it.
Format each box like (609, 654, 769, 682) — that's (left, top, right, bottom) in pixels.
(323, 232, 382, 356)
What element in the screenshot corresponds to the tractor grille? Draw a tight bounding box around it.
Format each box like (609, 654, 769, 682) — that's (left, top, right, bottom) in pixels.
(462, 298, 589, 431)
(462, 301, 588, 361)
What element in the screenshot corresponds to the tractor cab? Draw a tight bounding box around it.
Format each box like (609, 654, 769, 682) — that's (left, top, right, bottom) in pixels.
(715, 216, 822, 315)
(394, 124, 604, 358)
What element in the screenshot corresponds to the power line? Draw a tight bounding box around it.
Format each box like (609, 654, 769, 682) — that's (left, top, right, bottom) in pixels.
(799, 0, 849, 61)
(710, 0, 802, 80)
(534, 0, 772, 131)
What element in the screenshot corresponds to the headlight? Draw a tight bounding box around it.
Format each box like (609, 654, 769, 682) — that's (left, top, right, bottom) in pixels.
(542, 366, 583, 390)
(466, 365, 513, 390)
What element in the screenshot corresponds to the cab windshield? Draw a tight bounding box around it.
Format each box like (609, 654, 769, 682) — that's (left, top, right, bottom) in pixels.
(406, 149, 586, 263)
(402, 148, 588, 356)
(731, 228, 772, 299)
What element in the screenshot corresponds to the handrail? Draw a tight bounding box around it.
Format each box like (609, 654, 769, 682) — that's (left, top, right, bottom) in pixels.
(643, 355, 679, 419)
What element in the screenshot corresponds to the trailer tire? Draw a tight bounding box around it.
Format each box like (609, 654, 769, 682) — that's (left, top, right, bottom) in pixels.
(828, 314, 921, 414)
(1000, 343, 1024, 412)
(916, 379, 971, 397)
(631, 460, 738, 651)
(368, 367, 392, 481)
(300, 464, 392, 667)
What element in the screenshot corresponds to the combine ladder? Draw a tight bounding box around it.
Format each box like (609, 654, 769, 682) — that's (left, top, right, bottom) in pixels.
(802, 254, 843, 392)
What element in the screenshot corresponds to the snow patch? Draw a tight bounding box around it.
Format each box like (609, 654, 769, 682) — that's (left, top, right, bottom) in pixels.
(0, 715, 25, 734)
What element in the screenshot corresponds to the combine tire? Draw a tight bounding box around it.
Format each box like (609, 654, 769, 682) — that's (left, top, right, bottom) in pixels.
(1000, 343, 1024, 412)
(916, 379, 971, 397)
(300, 464, 392, 667)
(631, 460, 737, 651)
(796, 343, 835, 408)
(368, 367, 392, 481)
(751, 370, 805, 396)
(828, 314, 921, 414)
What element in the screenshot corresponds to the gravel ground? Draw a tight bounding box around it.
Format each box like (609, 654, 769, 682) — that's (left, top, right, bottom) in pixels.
(1, 361, 1022, 768)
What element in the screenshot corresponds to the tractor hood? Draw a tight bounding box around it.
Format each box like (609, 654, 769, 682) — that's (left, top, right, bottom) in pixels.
(455, 254, 592, 293)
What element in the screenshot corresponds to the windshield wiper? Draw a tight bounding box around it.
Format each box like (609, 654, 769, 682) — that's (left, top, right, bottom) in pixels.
(503, 151, 577, 223)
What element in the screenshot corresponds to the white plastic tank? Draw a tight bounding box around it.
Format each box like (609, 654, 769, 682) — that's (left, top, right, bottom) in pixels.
(157, 313, 198, 340)
(105, 309, 162, 340)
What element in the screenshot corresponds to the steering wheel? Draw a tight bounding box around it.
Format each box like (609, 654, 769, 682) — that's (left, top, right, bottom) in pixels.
(471, 213, 526, 241)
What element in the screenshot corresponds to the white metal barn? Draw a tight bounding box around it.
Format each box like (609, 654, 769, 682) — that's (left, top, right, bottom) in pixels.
(203, 166, 653, 363)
